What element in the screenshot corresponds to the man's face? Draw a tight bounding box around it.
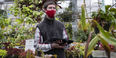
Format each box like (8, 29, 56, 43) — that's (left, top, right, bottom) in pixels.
(46, 4, 56, 11)
(45, 4, 56, 18)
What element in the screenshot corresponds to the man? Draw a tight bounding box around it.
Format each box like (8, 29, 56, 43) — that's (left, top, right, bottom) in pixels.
(34, 1, 68, 58)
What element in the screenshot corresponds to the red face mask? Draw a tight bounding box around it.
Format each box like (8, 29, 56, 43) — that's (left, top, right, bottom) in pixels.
(45, 10, 56, 18)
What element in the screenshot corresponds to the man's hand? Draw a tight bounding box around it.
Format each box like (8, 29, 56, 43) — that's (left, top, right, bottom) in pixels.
(55, 40, 62, 44)
(55, 40, 68, 46)
(51, 43, 65, 49)
(53, 40, 68, 46)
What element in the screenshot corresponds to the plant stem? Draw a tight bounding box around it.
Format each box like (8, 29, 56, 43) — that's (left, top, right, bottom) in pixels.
(84, 32, 93, 58)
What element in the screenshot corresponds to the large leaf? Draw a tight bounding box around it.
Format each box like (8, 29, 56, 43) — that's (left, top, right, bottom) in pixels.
(93, 20, 116, 45)
(87, 35, 99, 57)
(93, 20, 116, 58)
(98, 35, 111, 58)
(81, 4, 86, 31)
(93, 20, 105, 33)
(100, 33, 116, 45)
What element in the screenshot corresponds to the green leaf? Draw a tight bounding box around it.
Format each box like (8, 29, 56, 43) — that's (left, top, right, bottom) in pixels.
(15, 19, 23, 24)
(81, 4, 86, 30)
(93, 20, 104, 33)
(98, 35, 111, 58)
(87, 35, 99, 56)
(29, 4, 34, 8)
(5, 19, 11, 24)
(8, 25, 12, 28)
(25, 17, 33, 23)
(0, 49, 7, 56)
(100, 33, 116, 45)
(93, 20, 116, 45)
(98, 34, 110, 50)
(33, 11, 40, 16)
(23, 6, 30, 11)
(1, 25, 5, 29)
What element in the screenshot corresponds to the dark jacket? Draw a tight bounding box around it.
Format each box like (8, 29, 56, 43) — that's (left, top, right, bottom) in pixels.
(37, 16, 66, 58)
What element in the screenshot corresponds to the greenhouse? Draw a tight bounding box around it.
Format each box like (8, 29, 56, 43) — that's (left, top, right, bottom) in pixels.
(0, 0, 116, 58)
